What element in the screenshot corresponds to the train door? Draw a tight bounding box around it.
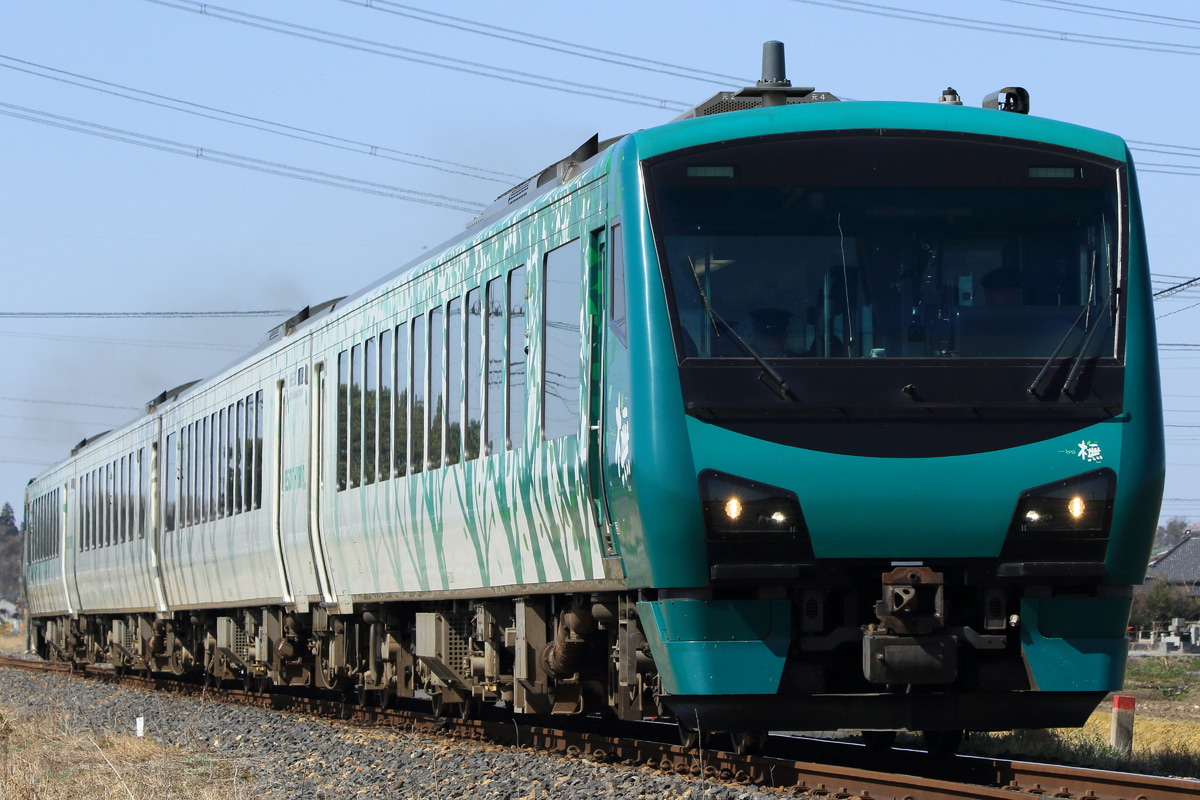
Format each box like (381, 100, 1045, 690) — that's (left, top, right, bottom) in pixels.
(586, 225, 618, 557)
(148, 427, 169, 613)
(276, 360, 334, 607)
(61, 479, 80, 615)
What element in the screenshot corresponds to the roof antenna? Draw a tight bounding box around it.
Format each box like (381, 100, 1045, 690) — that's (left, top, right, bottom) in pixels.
(732, 41, 818, 108)
(758, 40, 791, 107)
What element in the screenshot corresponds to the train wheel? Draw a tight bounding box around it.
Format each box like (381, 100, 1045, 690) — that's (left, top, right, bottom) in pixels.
(428, 690, 461, 720)
(677, 721, 710, 751)
(922, 729, 963, 757)
(729, 730, 768, 756)
(374, 686, 395, 712)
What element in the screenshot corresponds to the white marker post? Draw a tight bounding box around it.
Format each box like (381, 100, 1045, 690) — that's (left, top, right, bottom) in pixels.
(1110, 695, 1134, 757)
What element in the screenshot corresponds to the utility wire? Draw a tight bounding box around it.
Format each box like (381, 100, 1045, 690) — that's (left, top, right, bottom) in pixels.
(141, 0, 691, 111)
(0, 396, 139, 412)
(992, 0, 1200, 31)
(0, 310, 291, 319)
(1155, 276, 1200, 300)
(0, 330, 247, 353)
(0, 54, 518, 185)
(0, 102, 484, 212)
(339, 0, 750, 86)
(1158, 300, 1200, 321)
(786, 0, 1200, 56)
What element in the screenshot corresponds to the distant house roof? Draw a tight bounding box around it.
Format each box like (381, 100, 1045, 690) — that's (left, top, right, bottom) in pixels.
(1146, 534, 1200, 593)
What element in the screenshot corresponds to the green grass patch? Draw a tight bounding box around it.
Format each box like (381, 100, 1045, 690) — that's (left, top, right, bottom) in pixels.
(1124, 656, 1200, 700)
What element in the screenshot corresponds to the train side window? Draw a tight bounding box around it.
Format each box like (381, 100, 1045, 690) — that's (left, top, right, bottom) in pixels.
(120, 453, 128, 541)
(184, 424, 193, 528)
(245, 393, 256, 511)
(609, 222, 627, 345)
(139, 447, 147, 539)
(349, 345, 362, 489)
(337, 350, 349, 491)
(126, 452, 134, 540)
(126, 453, 133, 539)
(543, 239, 583, 440)
(364, 337, 377, 486)
(204, 417, 211, 522)
(207, 414, 216, 520)
(78, 473, 86, 551)
(197, 418, 207, 525)
(395, 322, 409, 477)
(446, 296, 463, 467)
(240, 398, 249, 510)
(75, 475, 82, 552)
(507, 265, 527, 451)
(254, 389, 264, 510)
(90, 471, 97, 549)
(213, 414, 219, 518)
(217, 408, 228, 515)
(106, 461, 115, 546)
(207, 415, 215, 522)
(411, 314, 426, 475)
(228, 404, 237, 515)
(379, 329, 393, 481)
(465, 287, 482, 461)
(115, 457, 123, 541)
(485, 276, 505, 456)
(429, 305, 445, 471)
(165, 432, 177, 533)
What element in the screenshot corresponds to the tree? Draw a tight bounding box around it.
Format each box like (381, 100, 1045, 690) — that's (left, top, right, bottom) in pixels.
(1155, 517, 1194, 549)
(1130, 577, 1200, 630)
(0, 502, 14, 532)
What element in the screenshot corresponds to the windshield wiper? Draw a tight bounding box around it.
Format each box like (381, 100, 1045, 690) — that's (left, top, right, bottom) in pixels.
(1027, 250, 1113, 400)
(1061, 291, 1113, 398)
(686, 258, 798, 402)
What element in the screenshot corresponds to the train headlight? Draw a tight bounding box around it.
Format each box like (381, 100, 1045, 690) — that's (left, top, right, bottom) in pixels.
(700, 470, 807, 539)
(700, 469, 814, 581)
(1001, 468, 1116, 564)
(724, 497, 743, 521)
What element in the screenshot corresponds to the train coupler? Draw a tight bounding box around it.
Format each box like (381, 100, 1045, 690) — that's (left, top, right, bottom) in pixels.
(862, 630, 958, 684)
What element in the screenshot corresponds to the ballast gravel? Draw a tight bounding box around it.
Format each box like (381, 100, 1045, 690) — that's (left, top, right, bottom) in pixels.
(0, 668, 785, 799)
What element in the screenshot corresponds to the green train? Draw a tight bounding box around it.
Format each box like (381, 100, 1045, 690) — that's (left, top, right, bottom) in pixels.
(25, 43, 1163, 751)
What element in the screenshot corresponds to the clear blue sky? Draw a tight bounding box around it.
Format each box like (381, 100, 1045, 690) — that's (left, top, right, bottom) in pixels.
(2, 1, 1198, 526)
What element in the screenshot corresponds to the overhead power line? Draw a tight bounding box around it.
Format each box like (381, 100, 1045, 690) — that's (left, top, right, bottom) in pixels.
(787, 0, 1200, 56)
(0, 395, 139, 412)
(993, 0, 1200, 31)
(140, 0, 691, 112)
(0, 310, 291, 319)
(0, 330, 247, 353)
(0, 102, 485, 212)
(1158, 300, 1200, 321)
(340, 0, 750, 86)
(0, 54, 519, 185)
(1153, 276, 1200, 299)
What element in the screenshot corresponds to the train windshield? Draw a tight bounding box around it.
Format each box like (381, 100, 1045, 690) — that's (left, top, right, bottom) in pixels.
(647, 133, 1123, 362)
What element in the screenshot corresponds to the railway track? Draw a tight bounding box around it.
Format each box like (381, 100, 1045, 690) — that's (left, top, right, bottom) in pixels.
(2, 655, 1195, 800)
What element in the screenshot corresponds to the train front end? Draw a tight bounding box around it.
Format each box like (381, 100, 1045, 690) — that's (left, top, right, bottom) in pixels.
(613, 97, 1164, 735)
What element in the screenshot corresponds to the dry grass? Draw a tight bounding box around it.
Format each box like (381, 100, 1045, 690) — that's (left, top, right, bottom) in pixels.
(0, 630, 27, 655)
(0, 702, 262, 800)
(948, 706, 1200, 780)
